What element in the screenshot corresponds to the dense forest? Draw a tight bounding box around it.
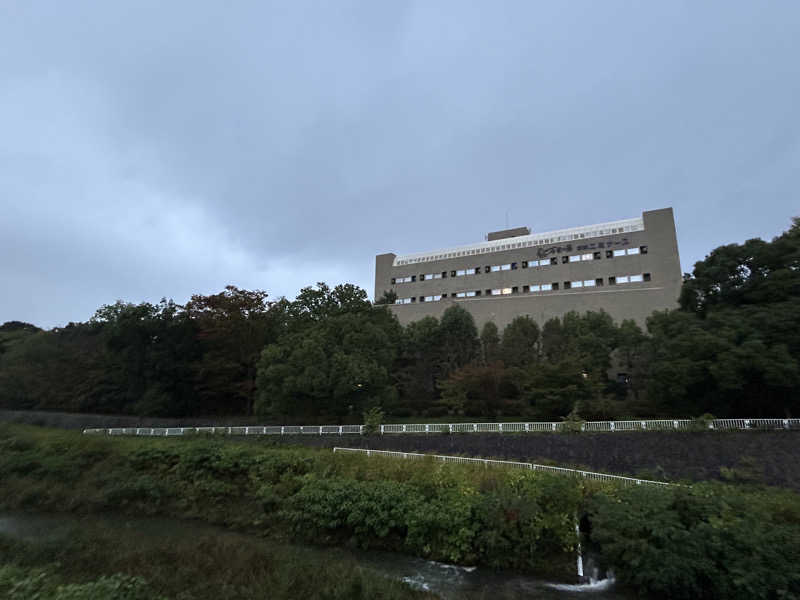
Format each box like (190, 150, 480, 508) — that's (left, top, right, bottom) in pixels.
(1, 219, 798, 421)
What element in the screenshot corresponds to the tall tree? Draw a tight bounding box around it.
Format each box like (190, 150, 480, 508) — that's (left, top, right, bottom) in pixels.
(500, 316, 539, 367)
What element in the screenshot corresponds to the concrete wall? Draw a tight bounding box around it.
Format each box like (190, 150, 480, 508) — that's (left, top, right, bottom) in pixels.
(375, 208, 682, 330)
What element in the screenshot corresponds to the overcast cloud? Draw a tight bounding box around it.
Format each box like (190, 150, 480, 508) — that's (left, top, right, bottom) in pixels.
(2, 1, 798, 328)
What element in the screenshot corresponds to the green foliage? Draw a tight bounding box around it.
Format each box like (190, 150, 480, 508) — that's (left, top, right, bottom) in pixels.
(479, 321, 500, 363)
(362, 406, 385, 435)
(500, 316, 539, 367)
(588, 482, 800, 599)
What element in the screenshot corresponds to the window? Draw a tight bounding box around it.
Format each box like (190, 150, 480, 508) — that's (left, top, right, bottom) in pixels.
(552, 282, 559, 290)
(410, 297, 416, 302)
(394, 297, 412, 305)
(523, 285, 530, 293)
(474, 267, 481, 274)
(541, 283, 552, 291)
(491, 288, 502, 296)
(419, 296, 425, 302)
(411, 275, 416, 282)
(424, 295, 442, 302)
(608, 276, 616, 285)
(613, 249, 626, 257)
(529, 260, 540, 267)
(529, 284, 540, 292)
(595, 278, 604, 286)
(522, 261, 528, 269)
(583, 279, 596, 287)
(395, 276, 413, 284)
(640, 246, 648, 254)
(551, 258, 558, 265)
(564, 281, 571, 289)
(593, 251, 601, 260)
(424, 273, 442, 280)
(485, 266, 491, 273)
(450, 270, 456, 277)
(512, 286, 519, 294)
(643, 272, 651, 282)
(442, 271, 448, 278)
(419, 274, 425, 281)
(500, 263, 511, 271)
(390, 277, 396, 284)
(485, 289, 492, 295)
(491, 265, 501, 272)
(441, 293, 447, 298)
(456, 269, 467, 277)
(475, 290, 481, 296)
(617, 275, 629, 283)
(569, 255, 581, 263)
(629, 274, 643, 283)
(456, 292, 466, 298)
(606, 250, 614, 258)
(571, 280, 583, 288)
(581, 253, 593, 261)
(502, 288, 512, 295)
(562, 256, 569, 264)
(511, 262, 518, 270)
(627, 247, 640, 256)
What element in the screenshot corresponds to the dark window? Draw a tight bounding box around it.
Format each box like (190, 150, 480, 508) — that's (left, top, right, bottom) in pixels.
(450, 270, 456, 277)
(485, 289, 492, 296)
(474, 267, 481, 274)
(593, 251, 601, 260)
(616, 372, 630, 385)
(522, 260, 528, 268)
(595, 278, 604, 286)
(442, 271, 448, 278)
(551, 257, 558, 265)
(411, 275, 416, 282)
(523, 285, 530, 293)
(485, 265, 491, 273)
(512, 286, 519, 294)
(561, 256, 569, 264)
(410, 297, 416, 302)
(390, 277, 396, 284)
(564, 281, 571, 289)
(511, 262, 518, 270)
(640, 245, 648, 254)
(475, 290, 482, 296)
(419, 296, 425, 302)
(606, 250, 613, 258)
(608, 276, 616, 285)
(643, 272, 651, 282)
(442, 293, 447, 298)
(552, 282, 559, 290)
(419, 274, 425, 281)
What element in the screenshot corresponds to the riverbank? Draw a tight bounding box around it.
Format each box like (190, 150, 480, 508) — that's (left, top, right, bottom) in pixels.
(1, 424, 799, 598)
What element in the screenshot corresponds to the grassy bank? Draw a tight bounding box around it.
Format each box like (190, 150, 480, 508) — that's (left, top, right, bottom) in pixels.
(0, 518, 432, 600)
(2, 424, 799, 598)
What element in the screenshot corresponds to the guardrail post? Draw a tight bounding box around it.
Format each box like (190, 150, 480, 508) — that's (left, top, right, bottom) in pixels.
(610, 421, 615, 432)
(380, 424, 384, 434)
(744, 419, 750, 429)
(525, 422, 529, 432)
(472, 423, 476, 432)
(280, 426, 285, 435)
(227, 427, 231, 435)
(641, 421, 646, 430)
(499, 423, 503, 434)
(784, 419, 789, 429)
(402, 424, 407, 433)
(425, 424, 430, 434)
(673, 420, 678, 429)
(339, 426, 342, 435)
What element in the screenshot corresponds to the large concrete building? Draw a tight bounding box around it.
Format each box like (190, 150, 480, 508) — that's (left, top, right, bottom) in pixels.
(374, 208, 682, 330)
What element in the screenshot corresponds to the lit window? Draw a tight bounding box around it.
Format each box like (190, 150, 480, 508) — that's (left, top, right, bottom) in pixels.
(529, 260, 539, 267)
(571, 281, 583, 288)
(500, 264, 511, 271)
(617, 276, 630, 284)
(569, 255, 581, 263)
(541, 283, 552, 291)
(583, 279, 596, 287)
(491, 265, 501, 272)
(530, 284, 541, 292)
(465, 291, 476, 297)
(613, 249, 626, 257)
(492, 288, 502, 295)
(424, 295, 442, 302)
(455, 292, 466, 298)
(395, 297, 412, 305)
(627, 247, 640, 255)
(456, 269, 467, 277)
(501, 288, 512, 295)
(629, 274, 643, 283)
(581, 253, 593, 261)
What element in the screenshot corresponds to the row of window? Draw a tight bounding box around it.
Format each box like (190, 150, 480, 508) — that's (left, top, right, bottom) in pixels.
(394, 273, 652, 304)
(393, 246, 648, 284)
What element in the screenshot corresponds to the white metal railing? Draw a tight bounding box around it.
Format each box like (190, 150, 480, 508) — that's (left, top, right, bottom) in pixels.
(82, 418, 800, 437)
(333, 447, 671, 487)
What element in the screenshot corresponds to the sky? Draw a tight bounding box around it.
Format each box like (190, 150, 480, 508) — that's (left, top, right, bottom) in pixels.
(1, 1, 798, 328)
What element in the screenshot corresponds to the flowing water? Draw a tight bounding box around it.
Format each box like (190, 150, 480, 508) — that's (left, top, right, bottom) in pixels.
(0, 512, 630, 599)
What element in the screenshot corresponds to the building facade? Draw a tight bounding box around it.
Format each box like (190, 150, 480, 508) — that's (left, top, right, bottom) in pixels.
(374, 208, 682, 330)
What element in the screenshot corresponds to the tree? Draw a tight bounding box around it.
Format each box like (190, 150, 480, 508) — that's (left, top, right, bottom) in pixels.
(480, 321, 501, 364)
(500, 316, 539, 367)
(437, 305, 479, 377)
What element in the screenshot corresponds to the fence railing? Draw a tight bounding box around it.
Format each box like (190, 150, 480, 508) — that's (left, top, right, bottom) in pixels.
(83, 418, 800, 437)
(333, 447, 672, 487)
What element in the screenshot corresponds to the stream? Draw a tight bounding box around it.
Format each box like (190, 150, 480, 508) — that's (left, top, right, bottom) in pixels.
(0, 512, 630, 599)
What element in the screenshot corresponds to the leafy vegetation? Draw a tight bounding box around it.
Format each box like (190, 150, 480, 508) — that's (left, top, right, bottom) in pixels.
(0, 219, 798, 421)
(2, 425, 800, 598)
